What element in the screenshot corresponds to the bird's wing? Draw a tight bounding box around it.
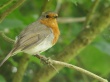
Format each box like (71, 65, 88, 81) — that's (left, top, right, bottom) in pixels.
(14, 21, 52, 52)
(0, 21, 52, 67)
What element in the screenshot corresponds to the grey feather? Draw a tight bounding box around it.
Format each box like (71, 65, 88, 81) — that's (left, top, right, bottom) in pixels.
(13, 21, 52, 53)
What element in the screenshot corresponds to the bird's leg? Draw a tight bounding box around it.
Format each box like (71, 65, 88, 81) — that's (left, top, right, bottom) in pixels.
(35, 54, 50, 64)
(35, 54, 44, 60)
(35, 54, 59, 73)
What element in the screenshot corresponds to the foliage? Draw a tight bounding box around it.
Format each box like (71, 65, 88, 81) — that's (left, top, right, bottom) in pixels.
(0, 0, 110, 82)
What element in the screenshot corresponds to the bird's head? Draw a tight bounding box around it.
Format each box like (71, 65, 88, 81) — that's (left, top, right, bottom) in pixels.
(40, 11, 58, 20)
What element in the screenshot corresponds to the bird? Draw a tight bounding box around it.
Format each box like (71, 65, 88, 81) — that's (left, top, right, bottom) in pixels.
(0, 11, 60, 67)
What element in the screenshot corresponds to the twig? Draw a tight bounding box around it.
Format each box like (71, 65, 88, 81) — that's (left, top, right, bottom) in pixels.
(41, 0, 54, 13)
(55, 0, 62, 13)
(40, 0, 48, 15)
(0, 1, 31, 82)
(83, 0, 100, 27)
(53, 60, 108, 82)
(35, 55, 108, 82)
(76, 57, 89, 82)
(0, 31, 14, 43)
(0, 0, 14, 10)
(57, 17, 86, 23)
(0, 0, 26, 23)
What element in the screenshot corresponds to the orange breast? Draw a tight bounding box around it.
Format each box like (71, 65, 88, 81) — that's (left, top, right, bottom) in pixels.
(40, 18, 60, 45)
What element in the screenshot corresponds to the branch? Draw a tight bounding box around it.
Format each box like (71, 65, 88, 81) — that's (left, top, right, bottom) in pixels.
(83, 0, 100, 27)
(0, 31, 29, 82)
(76, 56, 89, 82)
(55, 0, 62, 13)
(52, 61, 107, 82)
(0, 31, 14, 43)
(0, 0, 14, 10)
(0, 32, 30, 82)
(32, 7, 110, 82)
(0, 0, 26, 23)
(41, 0, 54, 14)
(35, 54, 108, 82)
(57, 17, 86, 23)
(12, 54, 30, 82)
(0, 1, 29, 82)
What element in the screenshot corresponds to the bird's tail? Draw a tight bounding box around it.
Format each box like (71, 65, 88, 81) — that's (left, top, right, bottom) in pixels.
(0, 49, 15, 67)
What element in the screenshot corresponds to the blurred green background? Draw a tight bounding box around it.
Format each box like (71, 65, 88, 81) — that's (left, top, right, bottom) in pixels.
(0, 0, 110, 82)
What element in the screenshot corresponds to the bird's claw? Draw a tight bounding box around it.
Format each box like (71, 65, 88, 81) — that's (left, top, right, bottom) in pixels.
(35, 54, 59, 73)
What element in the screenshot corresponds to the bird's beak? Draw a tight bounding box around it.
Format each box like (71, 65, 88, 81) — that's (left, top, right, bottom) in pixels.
(53, 15, 58, 19)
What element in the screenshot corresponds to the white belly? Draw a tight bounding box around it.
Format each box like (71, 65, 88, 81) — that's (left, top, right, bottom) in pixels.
(23, 35, 54, 55)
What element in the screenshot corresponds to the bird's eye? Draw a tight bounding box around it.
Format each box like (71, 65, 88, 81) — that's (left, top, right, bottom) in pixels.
(46, 15, 49, 18)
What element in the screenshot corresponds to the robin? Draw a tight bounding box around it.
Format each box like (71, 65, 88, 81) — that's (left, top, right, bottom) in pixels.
(0, 11, 60, 67)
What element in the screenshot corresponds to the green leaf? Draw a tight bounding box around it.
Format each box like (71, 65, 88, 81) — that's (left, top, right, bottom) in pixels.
(80, 45, 110, 76)
(0, 75, 6, 82)
(94, 40, 110, 56)
(0, 18, 25, 30)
